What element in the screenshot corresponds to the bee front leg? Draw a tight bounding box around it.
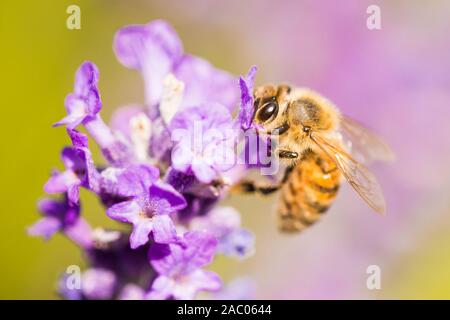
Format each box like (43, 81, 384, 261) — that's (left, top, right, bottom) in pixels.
(278, 150, 299, 159)
(232, 164, 294, 196)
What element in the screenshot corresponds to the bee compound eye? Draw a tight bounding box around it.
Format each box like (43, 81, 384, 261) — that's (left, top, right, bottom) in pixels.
(257, 101, 278, 122)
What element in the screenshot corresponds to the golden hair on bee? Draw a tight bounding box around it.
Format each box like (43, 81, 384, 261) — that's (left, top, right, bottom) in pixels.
(253, 86, 342, 166)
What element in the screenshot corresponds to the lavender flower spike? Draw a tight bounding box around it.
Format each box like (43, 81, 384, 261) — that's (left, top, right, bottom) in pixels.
(107, 180, 187, 249)
(33, 19, 258, 301)
(148, 231, 221, 300)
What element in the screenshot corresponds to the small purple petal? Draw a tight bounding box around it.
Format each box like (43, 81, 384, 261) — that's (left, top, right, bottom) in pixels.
(129, 219, 154, 249)
(61, 147, 84, 171)
(149, 231, 217, 276)
(44, 170, 80, 194)
(109, 105, 146, 138)
(180, 231, 218, 273)
(102, 164, 159, 197)
(150, 270, 221, 300)
(106, 177, 185, 249)
(83, 115, 131, 166)
(67, 129, 88, 148)
(174, 55, 239, 111)
(148, 242, 171, 260)
(237, 66, 257, 130)
(171, 144, 194, 172)
(151, 214, 179, 244)
(54, 95, 87, 129)
(74, 62, 100, 98)
(149, 182, 187, 212)
(169, 103, 236, 183)
(218, 229, 255, 259)
(190, 206, 241, 237)
(64, 217, 93, 249)
(165, 168, 196, 193)
(192, 161, 217, 184)
(149, 116, 173, 162)
(67, 184, 80, 205)
(81, 268, 117, 300)
(106, 200, 140, 224)
(180, 269, 222, 298)
(30, 197, 85, 243)
(37, 198, 66, 216)
(54, 62, 102, 129)
(27, 217, 62, 240)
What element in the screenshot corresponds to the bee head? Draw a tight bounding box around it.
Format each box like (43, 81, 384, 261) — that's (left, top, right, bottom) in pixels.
(252, 85, 291, 135)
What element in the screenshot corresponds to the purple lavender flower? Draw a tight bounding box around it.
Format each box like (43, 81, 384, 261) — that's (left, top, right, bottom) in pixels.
(55, 61, 130, 165)
(113, 20, 183, 108)
(147, 231, 221, 300)
(174, 55, 239, 112)
(99, 164, 159, 199)
(170, 103, 237, 183)
(218, 229, 255, 259)
(237, 66, 257, 130)
(113, 20, 240, 167)
(107, 180, 187, 249)
(44, 129, 99, 205)
(54, 62, 102, 129)
(28, 196, 92, 248)
(113, 20, 238, 111)
(190, 207, 255, 259)
(234, 66, 274, 169)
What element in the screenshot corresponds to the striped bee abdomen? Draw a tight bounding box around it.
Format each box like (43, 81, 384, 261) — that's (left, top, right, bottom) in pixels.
(278, 149, 341, 232)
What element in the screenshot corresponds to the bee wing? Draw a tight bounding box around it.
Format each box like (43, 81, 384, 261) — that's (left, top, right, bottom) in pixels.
(340, 115, 395, 164)
(311, 133, 386, 215)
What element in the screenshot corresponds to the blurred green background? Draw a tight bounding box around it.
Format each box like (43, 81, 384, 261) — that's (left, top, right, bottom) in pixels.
(2, 0, 450, 299)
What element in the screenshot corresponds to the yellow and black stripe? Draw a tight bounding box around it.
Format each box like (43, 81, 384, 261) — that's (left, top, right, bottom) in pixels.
(278, 149, 341, 232)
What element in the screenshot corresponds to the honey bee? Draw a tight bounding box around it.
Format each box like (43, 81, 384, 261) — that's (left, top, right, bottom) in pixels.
(237, 84, 394, 233)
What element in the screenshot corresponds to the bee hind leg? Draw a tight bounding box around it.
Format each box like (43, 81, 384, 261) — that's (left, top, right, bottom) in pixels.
(232, 160, 295, 196)
(232, 180, 281, 195)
